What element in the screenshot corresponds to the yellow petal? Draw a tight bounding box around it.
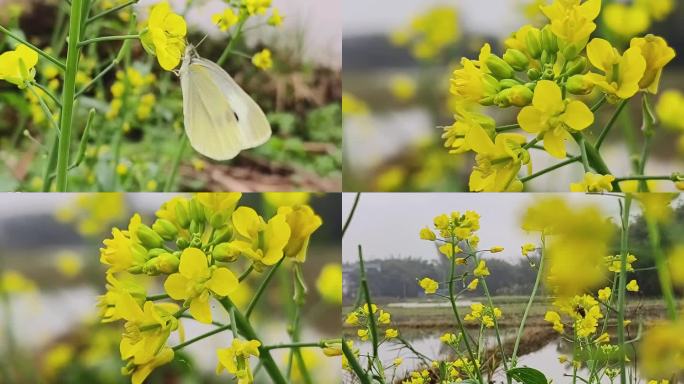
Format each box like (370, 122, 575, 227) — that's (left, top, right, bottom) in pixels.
(517, 106, 545, 134)
(164, 273, 189, 300)
(562, 100, 594, 131)
(532, 80, 563, 114)
(587, 38, 618, 72)
(232, 207, 262, 239)
(207, 268, 239, 297)
(465, 123, 496, 154)
(189, 295, 212, 323)
(543, 129, 570, 159)
(179, 248, 208, 279)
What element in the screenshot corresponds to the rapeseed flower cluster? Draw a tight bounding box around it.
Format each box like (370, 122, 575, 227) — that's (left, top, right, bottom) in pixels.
(603, 0, 675, 39)
(97, 193, 322, 383)
(390, 6, 461, 61)
(106, 67, 157, 121)
(344, 304, 398, 342)
(442, 0, 677, 191)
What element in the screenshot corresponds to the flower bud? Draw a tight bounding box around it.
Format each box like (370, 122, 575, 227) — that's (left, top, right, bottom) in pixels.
(213, 242, 241, 262)
(188, 199, 205, 224)
(136, 224, 164, 249)
(503, 49, 529, 71)
(485, 55, 514, 79)
(190, 234, 202, 248)
(499, 79, 521, 89)
(152, 252, 180, 274)
(322, 341, 342, 357)
(565, 56, 587, 76)
(566, 75, 594, 95)
(152, 219, 178, 241)
(527, 68, 541, 80)
(175, 203, 190, 228)
(212, 226, 233, 244)
(189, 220, 204, 236)
(209, 211, 229, 229)
(494, 88, 513, 107)
(176, 237, 190, 249)
(541, 26, 558, 54)
(507, 85, 534, 107)
(562, 43, 580, 61)
(525, 29, 542, 59)
(147, 248, 167, 259)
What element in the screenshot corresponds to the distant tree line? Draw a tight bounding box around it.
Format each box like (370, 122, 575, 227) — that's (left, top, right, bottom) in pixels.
(343, 202, 684, 303)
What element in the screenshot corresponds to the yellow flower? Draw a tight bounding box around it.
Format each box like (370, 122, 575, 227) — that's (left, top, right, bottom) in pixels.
(0, 44, 38, 88)
(385, 328, 398, 339)
(521, 243, 536, 257)
(656, 90, 684, 130)
(639, 320, 684, 379)
(357, 329, 369, 341)
(345, 312, 359, 326)
(545, 310, 565, 334)
(584, 38, 646, 101)
(390, 75, 417, 102)
(98, 272, 146, 323)
(490, 246, 504, 253)
(635, 193, 677, 223)
(252, 49, 273, 70)
(100, 214, 146, 273)
(598, 287, 611, 302)
(394, 357, 403, 366)
(263, 192, 310, 207)
(279, 205, 322, 262)
(636, 0, 675, 20)
(450, 58, 499, 103)
(442, 105, 496, 155)
(603, 3, 650, 38)
(541, 0, 601, 44)
(570, 172, 615, 192)
(468, 133, 529, 192)
(378, 310, 391, 324)
(419, 277, 439, 294)
(216, 339, 261, 384)
(244, 0, 271, 15)
(467, 278, 479, 291)
(342, 93, 369, 115)
(419, 227, 436, 240)
(268, 8, 283, 26)
(626, 279, 639, 292)
(229, 207, 291, 266)
(316, 263, 341, 304)
(595, 332, 610, 343)
(164, 247, 239, 323)
(55, 251, 83, 278)
(630, 35, 676, 94)
(440, 333, 457, 344)
(518, 80, 594, 159)
(140, 1, 187, 71)
(473, 260, 490, 277)
(0, 270, 35, 293)
(439, 243, 462, 258)
(212, 8, 239, 32)
(125, 347, 175, 384)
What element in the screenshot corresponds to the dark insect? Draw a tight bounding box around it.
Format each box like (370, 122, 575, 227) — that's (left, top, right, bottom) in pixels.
(575, 305, 586, 318)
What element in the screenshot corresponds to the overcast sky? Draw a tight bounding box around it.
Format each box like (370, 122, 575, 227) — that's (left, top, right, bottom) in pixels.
(342, 193, 682, 263)
(344, 0, 525, 38)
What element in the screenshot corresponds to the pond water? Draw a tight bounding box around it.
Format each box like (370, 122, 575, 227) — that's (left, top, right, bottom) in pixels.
(353, 328, 641, 384)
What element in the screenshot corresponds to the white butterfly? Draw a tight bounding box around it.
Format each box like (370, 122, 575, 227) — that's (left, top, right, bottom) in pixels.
(179, 44, 272, 161)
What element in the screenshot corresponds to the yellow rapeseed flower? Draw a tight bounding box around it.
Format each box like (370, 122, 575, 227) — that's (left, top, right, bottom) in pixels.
(216, 339, 261, 383)
(541, 0, 601, 45)
(252, 49, 273, 70)
(656, 90, 684, 130)
(630, 35, 676, 94)
(585, 38, 646, 101)
(468, 133, 529, 192)
(570, 172, 615, 192)
(603, 3, 650, 38)
(419, 277, 439, 294)
(315, 263, 342, 304)
(212, 8, 239, 31)
(140, 1, 187, 70)
(0, 44, 38, 88)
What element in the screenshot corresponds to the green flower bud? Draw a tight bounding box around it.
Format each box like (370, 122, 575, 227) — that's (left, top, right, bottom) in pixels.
(175, 203, 190, 229)
(212, 226, 233, 244)
(525, 29, 542, 59)
(541, 26, 558, 54)
(213, 242, 241, 262)
(155, 253, 180, 274)
(499, 79, 521, 89)
(503, 49, 529, 71)
(137, 224, 164, 249)
(483, 73, 501, 95)
(152, 219, 178, 241)
(494, 88, 513, 108)
(188, 199, 205, 224)
(209, 211, 229, 229)
(565, 56, 587, 76)
(189, 220, 203, 236)
(566, 75, 594, 95)
(479, 95, 495, 106)
(190, 234, 202, 248)
(562, 43, 580, 61)
(507, 85, 534, 107)
(176, 237, 190, 249)
(485, 55, 514, 79)
(147, 248, 166, 259)
(527, 68, 541, 80)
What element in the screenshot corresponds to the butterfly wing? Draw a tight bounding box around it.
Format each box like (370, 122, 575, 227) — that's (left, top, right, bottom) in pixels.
(180, 57, 272, 161)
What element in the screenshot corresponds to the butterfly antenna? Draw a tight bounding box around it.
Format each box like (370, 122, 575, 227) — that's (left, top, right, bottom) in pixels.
(195, 33, 210, 49)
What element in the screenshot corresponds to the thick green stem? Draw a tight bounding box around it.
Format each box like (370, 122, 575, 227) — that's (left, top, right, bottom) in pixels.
(55, 0, 84, 191)
(616, 195, 632, 384)
(342, 340, 371, 384)
(217, 17, 247, 66)
(358, 245, 384, 381)
(646, 218, 677, 320)
(571, 132, 621, 191)
(163, 134, 188, 192)
(219, 297, 288, 384)
(245, 257, 284, 318)
(595, 99, 629, 149)
(512, 236, 545, 362)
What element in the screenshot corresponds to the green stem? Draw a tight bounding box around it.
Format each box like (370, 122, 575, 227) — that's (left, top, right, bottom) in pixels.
(30, 81, 62, 107)
(217, 17, 247, 66)
(591, 95, 607, 112)
(616, 195, 632, 384)
(245, 257, 284, 318)
(55, 0, 84, 191)
(572, 132, 621, 191)
(238, 264, 254, 282)
(42, 131, 60, 191)
(495, 124, 520, 133)
(263, 341, 328, 350)
(579, 136, 590, 172)
(219, 297, 288, 384)
(0, 24, 66, 69)
(480, 278, 509, 378)
(448, 238, 484, 384)
(637, 94, 656, 192)
(86, 0, 138, 23)
(163, 134, 188, 192)
(172, 323, 232, 351)
(77, 34, 139, 47)
(342, 193, 361, 238)
(27, 85, 60, 133)
(595, 99, 629, 149)
(512, 234, 545, 363)
(613, 175, 673, 182)
(342, 340, 370, 384)
(520, 156, 580, 183)
(147, 293, 170, 301)
(357, 245, 383, 381)
(645, 218, 677, 320)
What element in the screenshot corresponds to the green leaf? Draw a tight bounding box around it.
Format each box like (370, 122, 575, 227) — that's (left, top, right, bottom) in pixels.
(507, 367, 548, 384)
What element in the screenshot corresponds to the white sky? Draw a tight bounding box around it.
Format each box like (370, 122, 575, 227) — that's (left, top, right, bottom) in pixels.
(343, 0, 526, 38)
(341, 193, 682, 263)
